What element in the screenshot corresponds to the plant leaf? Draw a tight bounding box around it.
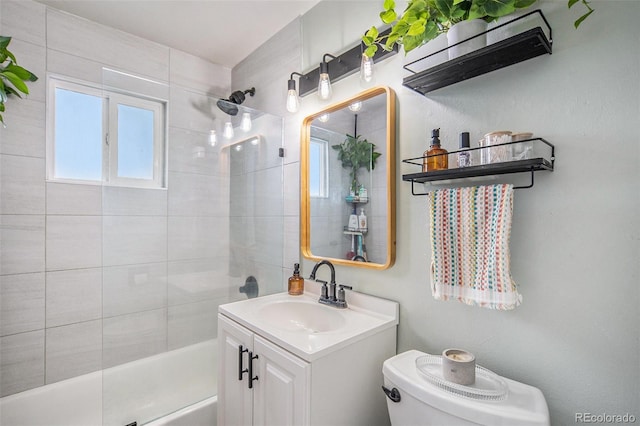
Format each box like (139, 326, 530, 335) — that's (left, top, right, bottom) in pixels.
(364, 45, 378, 57)
(0, 36, 11, 50)
(483, 0, 516, 17)
(574, 8, 593, 28)
(2, 71, 29, 94)
(407, 19, 426, 36)
(365, 26, 379, 41)
(514, 0, 536, 8)
(567, 0, 580, 8)
(4, 63, 38, 82)
(380, 9, 398, 23)
(384, 0, 396, 10)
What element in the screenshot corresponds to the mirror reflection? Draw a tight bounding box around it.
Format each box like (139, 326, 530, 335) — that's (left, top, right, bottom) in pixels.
(301, 86, 396, 269)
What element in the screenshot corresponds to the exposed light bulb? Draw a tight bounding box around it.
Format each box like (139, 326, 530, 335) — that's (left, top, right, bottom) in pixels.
(348, 101, 362, 112)
(208, 130, 217, 146)
(317, 61, 332, 100)
(360, 53, 374, 83)
(318, 113, 330, 123)
(286, 89, 300, 113)
(240, 113, 252, 132)
(223, 122, 234, 139)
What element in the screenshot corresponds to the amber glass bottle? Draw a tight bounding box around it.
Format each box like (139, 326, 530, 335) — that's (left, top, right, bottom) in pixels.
(423, 128, 449, 172)
(288, 263, 304, 295)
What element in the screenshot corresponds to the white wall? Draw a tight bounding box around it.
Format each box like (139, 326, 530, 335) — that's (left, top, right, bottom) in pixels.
(238, 1, 639, 424)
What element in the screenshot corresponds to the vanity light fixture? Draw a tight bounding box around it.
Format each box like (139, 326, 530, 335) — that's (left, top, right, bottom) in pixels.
(240, 112, 252, 132)
(286, 27, 398, 101)
(318, 54, 338, 100)
(286, 72, 304, 113)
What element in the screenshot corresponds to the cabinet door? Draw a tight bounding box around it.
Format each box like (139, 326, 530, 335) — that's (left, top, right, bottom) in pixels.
(218, 314, 254, 426)
(252, 335, 310, 426)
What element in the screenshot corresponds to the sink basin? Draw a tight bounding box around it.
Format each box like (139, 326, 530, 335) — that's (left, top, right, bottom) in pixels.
(257, 301, 346, 333)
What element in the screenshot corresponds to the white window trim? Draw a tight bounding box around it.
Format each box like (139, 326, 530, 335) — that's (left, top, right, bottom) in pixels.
(46, 75, 167, 189)
(107, 93, 165, 188)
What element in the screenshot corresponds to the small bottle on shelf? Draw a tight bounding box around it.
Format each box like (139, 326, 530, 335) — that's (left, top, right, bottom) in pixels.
(358, 209, 367, 232)
(423, 128, 448, 172)
(288, 263, 304, 295)
(457, 132, 472, 168)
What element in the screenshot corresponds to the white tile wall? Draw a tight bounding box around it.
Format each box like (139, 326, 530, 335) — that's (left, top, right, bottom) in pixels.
(46, 268, 102, 327)
(0, 330, 45, 397)
(46, 183, 102, 216)
(168, 216, 229, 261)
(103, 262, 167, 317)
(168, 127, 223, 176)
(45, 320, 102, 384)
(0, 272, 45, 336)
(102, 309, 167, 368)
(46, 216, 102, 271)
(169, 48, 230, 96)
(0, 215, 45, 275)
(102, 216, 167, 266)
(167, 171, 229, 217)
(0, 98, 46, 158)
(0, 1, 46, 46)
(168, 257, 230, 305)
(0, 154, 45, 215)
(102, 186, 167, 216)
(167, 299, 218, 350)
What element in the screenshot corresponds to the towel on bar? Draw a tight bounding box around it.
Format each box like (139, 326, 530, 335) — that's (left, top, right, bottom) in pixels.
(428, 184, 522, 310)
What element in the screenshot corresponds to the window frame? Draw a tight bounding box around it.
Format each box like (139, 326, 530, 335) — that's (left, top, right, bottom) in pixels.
(309, 136, 329, 199)
(46, 75, 167, 189)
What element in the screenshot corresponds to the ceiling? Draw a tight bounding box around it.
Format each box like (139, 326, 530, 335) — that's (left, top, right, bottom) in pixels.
(35, 0, 320, 68)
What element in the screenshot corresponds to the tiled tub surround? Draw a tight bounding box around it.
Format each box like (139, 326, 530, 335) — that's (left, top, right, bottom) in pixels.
(0, 2, 288, 420)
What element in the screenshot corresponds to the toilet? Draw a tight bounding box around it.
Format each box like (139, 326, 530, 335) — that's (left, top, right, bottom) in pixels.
(382, 350, 550, 425)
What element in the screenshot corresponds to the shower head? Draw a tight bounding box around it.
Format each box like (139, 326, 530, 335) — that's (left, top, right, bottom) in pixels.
(216, 87, 255, 116)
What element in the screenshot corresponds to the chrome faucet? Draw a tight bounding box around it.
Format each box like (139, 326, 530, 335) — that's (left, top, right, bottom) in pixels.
(309, 260, 351, 308)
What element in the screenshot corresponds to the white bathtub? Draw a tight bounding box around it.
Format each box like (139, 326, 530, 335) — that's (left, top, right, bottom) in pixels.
(0, 340, 217, 426)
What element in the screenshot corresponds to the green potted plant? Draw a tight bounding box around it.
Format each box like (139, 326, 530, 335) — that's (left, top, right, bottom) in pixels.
(1, 36, 38, 125)
(362, 0, 594, 58)
(332, 134, 382, 194)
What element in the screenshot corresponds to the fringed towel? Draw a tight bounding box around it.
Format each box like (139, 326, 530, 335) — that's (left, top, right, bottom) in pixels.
(428, 184, 522, 310)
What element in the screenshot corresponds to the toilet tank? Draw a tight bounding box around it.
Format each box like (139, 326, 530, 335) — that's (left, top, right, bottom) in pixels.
(382, 350, 550, 426)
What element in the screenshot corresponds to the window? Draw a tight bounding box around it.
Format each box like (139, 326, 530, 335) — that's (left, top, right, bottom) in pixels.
(48, 77, 166, 188)
(309, 137, 328, 198)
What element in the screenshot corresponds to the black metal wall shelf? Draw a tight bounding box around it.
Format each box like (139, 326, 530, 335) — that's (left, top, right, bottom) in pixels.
(402, 138, 555, 196)
(403, 10, 552, 95)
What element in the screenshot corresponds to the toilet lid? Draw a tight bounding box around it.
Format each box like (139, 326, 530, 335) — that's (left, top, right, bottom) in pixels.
(415, 355, 508, 401)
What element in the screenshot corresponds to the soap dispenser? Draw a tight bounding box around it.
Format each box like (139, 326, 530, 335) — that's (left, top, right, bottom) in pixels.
(423, 128, 449, 172)
(288, 263, 304, 295)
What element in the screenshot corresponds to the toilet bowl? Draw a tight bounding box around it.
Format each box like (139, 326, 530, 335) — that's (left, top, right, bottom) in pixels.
(382, 350, 550, 426)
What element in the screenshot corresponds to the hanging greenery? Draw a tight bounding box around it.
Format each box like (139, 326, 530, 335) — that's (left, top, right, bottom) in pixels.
(0, 36, 38, 125)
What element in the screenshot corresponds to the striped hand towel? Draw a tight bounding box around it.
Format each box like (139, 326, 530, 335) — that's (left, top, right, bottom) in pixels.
(428, 184, 522, 310)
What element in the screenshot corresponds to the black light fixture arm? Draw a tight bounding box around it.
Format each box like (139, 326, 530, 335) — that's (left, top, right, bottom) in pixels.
(288, 72, 304, 90)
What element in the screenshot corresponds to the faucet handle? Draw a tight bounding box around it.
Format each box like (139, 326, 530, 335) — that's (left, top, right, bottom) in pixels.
(337, 285, 352, 304)
(316, 280, 328, 300)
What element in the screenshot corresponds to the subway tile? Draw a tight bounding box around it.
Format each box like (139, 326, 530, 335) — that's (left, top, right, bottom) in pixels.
(168, 172, 229, 217)
(168, 257, 230, 306)
(168, 216, 229, 261)
(102, 309, 167, 368)
(45, 320, 102, 384)
(0, 330, 45, 397)
(102, 186, 167, 216)
(46, 268, 102, 327)
(0, 154, 45, 215)
(46, 8, 169, 81)
(169, 49, 230, 95)
(0, 215, 45, 275)
(0, 1, 46, 47)
(0, 272, 45, 336)
(102, 216, 167, 266)
(0, 98, 46, 158)
(103, 262, 167, 317)
(168, 299, 218, 350)
(46, 182, 102, 215)
(46, 216, 102, 271)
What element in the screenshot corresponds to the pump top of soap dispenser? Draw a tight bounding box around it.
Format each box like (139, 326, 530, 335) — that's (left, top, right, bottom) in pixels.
(431, 128, 441, 146)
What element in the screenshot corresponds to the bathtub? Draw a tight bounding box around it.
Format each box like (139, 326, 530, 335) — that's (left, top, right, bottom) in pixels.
(0, 340, 217, 426)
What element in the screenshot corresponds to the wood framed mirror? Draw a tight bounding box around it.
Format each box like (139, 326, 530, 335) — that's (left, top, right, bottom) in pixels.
(301, 86, 396, 269)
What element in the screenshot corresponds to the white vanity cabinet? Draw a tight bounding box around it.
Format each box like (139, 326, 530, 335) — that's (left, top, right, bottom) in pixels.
(218, 314, 309, 426)
(217, 286, 399, 426)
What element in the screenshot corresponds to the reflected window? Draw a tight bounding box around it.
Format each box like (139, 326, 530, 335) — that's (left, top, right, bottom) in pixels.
(309, 137, 328, 198)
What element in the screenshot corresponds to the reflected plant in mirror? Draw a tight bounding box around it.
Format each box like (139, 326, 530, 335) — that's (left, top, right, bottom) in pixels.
(301, 87, 396, 270)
